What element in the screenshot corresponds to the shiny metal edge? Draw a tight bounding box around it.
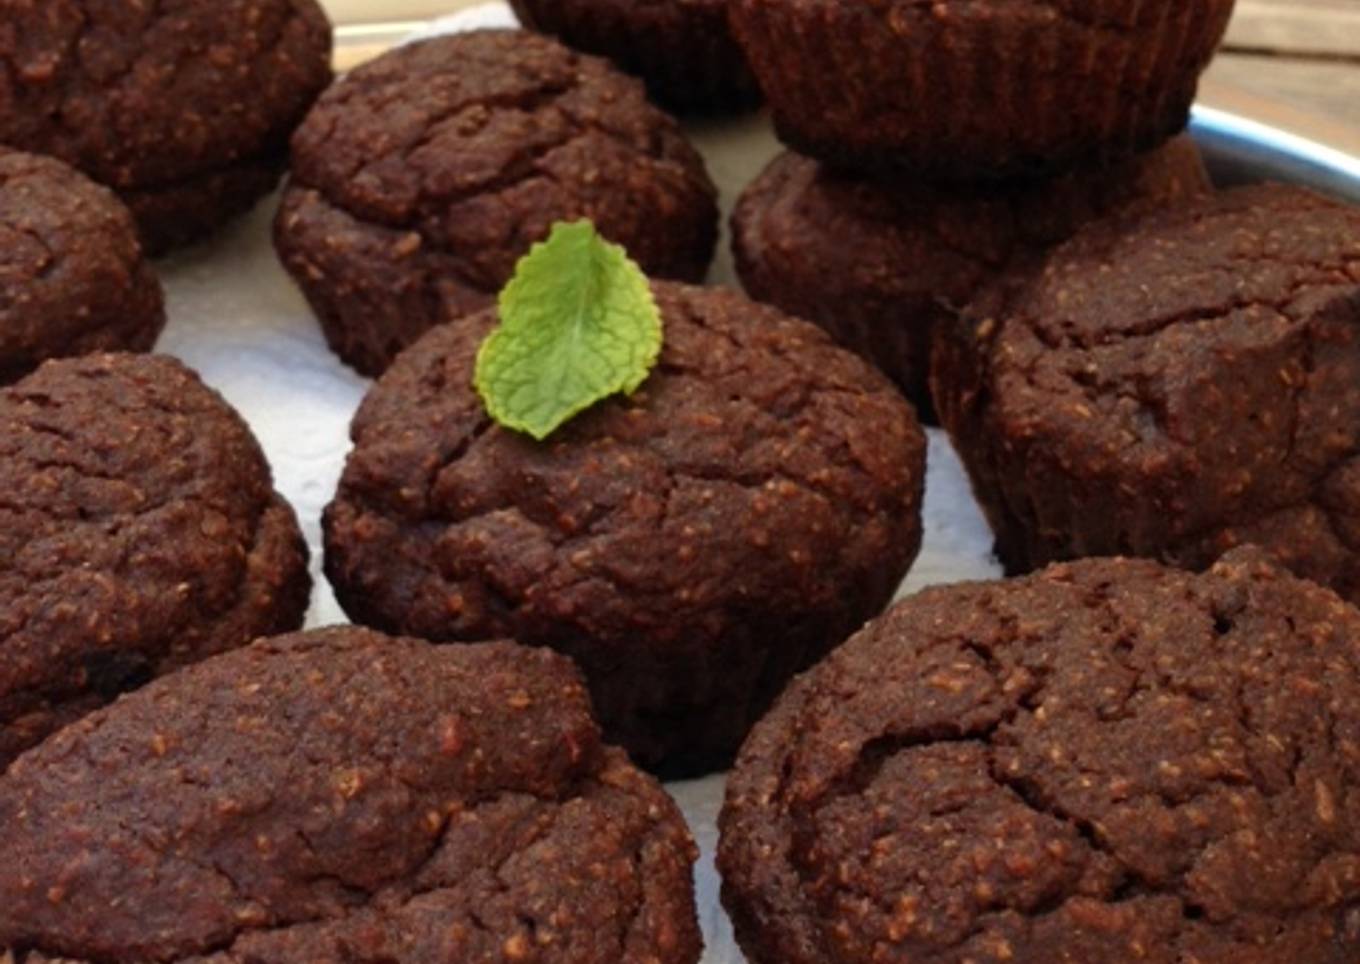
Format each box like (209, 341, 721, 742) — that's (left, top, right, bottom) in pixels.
(1191, 105, 1360, 201)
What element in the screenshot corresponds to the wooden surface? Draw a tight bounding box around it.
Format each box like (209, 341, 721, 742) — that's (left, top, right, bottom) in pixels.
(324, 0, 1360, 148)
(1209, 0, 1360, 135)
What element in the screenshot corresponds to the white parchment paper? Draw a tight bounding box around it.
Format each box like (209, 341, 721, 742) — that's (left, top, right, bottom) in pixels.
(152, 7, 1002, 959)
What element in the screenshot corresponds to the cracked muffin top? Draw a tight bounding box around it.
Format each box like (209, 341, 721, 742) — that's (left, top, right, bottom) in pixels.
(0, 0, 332, 192)
(275, 28, 718, 376)
(323, 280, 925, 773)
(0, 627, 702, 964)
(933, 183, 1360, 601)
(0, 353, 310, 770)
(719, 549, 1360, 964)
(0, 149, 164, 384)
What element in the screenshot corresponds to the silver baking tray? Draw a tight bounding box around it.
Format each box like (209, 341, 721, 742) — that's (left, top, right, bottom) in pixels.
(1194, 104, 1360, 201)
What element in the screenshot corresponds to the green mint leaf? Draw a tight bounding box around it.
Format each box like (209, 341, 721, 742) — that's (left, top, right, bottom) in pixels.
(474, 221, 662, 441)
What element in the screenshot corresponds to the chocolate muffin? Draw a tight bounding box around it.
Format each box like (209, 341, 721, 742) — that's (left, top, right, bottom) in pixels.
(934, 184, 1360, 603)
(0, 353, 310, 770)
(0, 627, 702, 963)
(324, 281, 925, 774)
(720, 549, 1360, 963)
(0, 150, 164, 385)
(0, 0, 333, 254)
(509, 0, 760, 113)
(727, 0, 1236, 177)
(732, 136, 1211, 419)
(275, 30, 720, 377)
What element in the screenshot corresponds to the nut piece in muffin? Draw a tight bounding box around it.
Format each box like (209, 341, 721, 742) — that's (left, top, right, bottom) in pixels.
(720, 549, 1360, 964)
(733, 136, 1211, 420)
(728, 0, 1236, 177)
(510, 0, 761, 113)
(0, 627, 701, 964)
(0, 149, 165, 385)
(934, 183, 1360, 603)
(275, 29, 720, 377)
(324, 281, 925, 774)
(0, 0, 333, 254)
(0, 353, 311, 770)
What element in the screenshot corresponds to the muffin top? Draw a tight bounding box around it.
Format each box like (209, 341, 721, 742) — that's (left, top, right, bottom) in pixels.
(0, 353, 310, 769)
(0, 627, 701, 963)
(0, 0, 332, 189)
(969, 184, 1360, 356)
(286, 29, 717, 293)
(325, 280, 923, 656)
(0, 149, 164, 384)
(720, 549, 1360, 963)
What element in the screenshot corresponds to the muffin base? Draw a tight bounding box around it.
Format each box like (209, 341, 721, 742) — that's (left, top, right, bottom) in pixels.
(729, 0, 1236, 178)
(510, 0, 762, 114)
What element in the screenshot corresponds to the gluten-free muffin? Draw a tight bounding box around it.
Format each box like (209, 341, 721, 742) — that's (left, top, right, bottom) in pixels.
(0, 627, 702, 964)
(732, 136, 1210, 418)
(510, 0, 761, 113)
(721, 549, 1360, 963)
(324, 281, 925, 774)
(0, 0, 333, 254)
(728, 0, 1236, 177)
(0, 149, 164, 385)
(0, 353, 310, 769)
(934, 183, 1360, 603)
(276, 29, 719, 377)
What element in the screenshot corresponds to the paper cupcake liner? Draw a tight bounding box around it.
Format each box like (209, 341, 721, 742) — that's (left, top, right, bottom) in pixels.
(510, 0, 761, 114)
(729, 0, 1237, 177)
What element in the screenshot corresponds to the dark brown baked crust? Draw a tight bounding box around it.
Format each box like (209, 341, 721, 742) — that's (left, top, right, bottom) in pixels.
(275, 29, 720, 377)
(933, 184, 1360, 603)
(0, 150, 164, 384)
(720, 550, 1360, 963)
(728, 0, 1236, 177)
(323, 281, 925, 774)
(0, 627, 702, 963)
(0, 353, 311, 770)
(0, 0, 332, 252)
(732, 136, 1210, 420)
(509, 0, 761, 113)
